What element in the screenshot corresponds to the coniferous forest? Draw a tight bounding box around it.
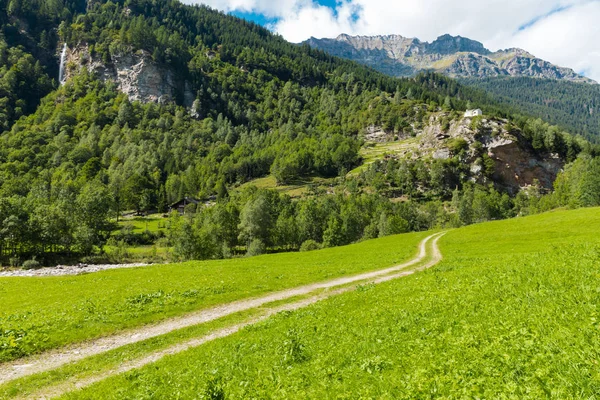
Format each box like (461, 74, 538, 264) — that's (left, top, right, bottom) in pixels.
(463, 76, 600, 142)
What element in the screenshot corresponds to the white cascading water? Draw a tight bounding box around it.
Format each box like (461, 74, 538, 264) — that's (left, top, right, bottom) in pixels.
(58, 43, 67, 85)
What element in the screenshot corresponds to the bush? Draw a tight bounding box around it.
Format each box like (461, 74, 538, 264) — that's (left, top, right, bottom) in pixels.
(447, 138, 469, 155)
(22, 259, 41, 270)
(300, 240, 321, 252)
(246, 239, 266, 257)
(9, 257, 21, 268)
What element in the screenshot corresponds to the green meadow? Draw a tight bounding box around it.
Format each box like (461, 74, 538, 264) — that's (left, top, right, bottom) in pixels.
(117, 215, 167, 234)
(61, 207, 600, 399)
(0, 231, 428, 363)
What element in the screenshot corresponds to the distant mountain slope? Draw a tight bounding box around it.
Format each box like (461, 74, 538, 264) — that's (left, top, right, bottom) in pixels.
(304, 34, 596, 84)
(304, 33, 600, 141)
(463, 77, 600, 141)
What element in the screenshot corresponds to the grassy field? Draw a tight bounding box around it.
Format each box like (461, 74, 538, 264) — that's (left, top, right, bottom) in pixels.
(63, 207, 600, 399)
(350, 138, 421, 174)
(110, 215, 170, 262)
(234, 175, 336, 198)
(104, 243, 171, 256)
(117, 215, 167, 234)
(0, 231, 429, 363)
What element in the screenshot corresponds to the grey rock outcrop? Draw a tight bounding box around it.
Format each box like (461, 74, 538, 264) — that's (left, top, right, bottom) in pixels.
(62, 44, 195, 106)
(367, 112, 564, 193)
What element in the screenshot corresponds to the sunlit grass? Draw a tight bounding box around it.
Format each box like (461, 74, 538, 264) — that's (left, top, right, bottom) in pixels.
(65, 207, 600, 399)
(350, 138, 421, 174)
(234, 175, 336, 198)
(0, 231, 428, 363)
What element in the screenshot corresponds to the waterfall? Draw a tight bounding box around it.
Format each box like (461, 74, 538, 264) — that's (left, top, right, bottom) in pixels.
(58, 44, 67, 85)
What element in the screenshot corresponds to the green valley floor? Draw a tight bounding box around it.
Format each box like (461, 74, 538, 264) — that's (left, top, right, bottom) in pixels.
(1, 207, 600, 398)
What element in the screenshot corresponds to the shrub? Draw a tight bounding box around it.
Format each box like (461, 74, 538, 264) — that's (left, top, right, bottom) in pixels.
(246, 239, 266, 257)
(300, 240, 321, 252)
(447, 138, 469, 155)
(22, 259, 41, 270)
(220, 244, 232, 259)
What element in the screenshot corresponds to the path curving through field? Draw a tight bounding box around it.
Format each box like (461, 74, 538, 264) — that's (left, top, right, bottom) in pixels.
(0, 232, 446, 395)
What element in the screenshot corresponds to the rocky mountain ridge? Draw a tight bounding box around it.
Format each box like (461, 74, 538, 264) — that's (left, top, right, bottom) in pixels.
(305, 34, 596, 84)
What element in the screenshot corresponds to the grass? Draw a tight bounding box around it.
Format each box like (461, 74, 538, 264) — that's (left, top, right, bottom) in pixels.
(116, 215, 167, 234)
(0, 240, 443, 400)
(431, 54, 459, 70)
(0, 230, 429, 363)
(234, 175, 336, 198)
(104, 244, 171, 258)
(0, 308, 259, 399)
(0, 292, 319, 400)
(62, 207, 600, 399)
(350, 138, 421, 174)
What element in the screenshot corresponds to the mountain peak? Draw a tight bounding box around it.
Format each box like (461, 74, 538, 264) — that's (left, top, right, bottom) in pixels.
(428, 34, 490, 55)
(304, 33, 596, 84)
(336, 33, 408, 41)
(497, 47, 535, 57)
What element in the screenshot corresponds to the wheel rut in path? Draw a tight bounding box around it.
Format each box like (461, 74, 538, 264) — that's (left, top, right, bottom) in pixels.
(0, 232, 446, 390)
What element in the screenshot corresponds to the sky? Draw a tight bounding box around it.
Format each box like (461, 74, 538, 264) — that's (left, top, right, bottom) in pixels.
(186, 0, 600, 82)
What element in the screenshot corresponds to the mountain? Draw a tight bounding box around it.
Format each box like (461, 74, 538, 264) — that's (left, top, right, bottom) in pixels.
(304, 33, 600, 141)
(304, 34, 596, 84)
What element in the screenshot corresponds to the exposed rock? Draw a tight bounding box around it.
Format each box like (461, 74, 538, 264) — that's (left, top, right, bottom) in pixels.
(365, 125, 393, 142)
(305, 34, 596, 84)
(63, 44, 195, 107)
(428, 34, 491, 56)
(411, 112, 564, 193)
(433, 148, 451, 160)
(0, 263, 152, 277)
(489, 142, 562, 191)
(470, 163, 483, 174)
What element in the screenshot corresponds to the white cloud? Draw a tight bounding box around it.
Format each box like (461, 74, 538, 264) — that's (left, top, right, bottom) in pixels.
(509, 1, 600, 80)
(274, 2, 359, 42)
(193, 0, 600, 81)
(190, 0, 308, 18)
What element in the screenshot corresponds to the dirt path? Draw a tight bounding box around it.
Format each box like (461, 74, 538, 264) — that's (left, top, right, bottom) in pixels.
(0, 232, 446, 390)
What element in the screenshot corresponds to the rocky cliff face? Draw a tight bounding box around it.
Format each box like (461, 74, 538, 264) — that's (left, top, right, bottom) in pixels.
(368, 112, 563, 194)
(305, 34, 596, 84)
(63, 44, 195, 106)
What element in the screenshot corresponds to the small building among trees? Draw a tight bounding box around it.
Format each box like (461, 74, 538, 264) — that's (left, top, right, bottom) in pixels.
(169, 197, 200, 215)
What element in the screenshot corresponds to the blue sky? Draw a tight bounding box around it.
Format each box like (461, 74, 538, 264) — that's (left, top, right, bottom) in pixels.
(230, 0, 338, 27)
(197, 0, 600, 81)
(230, 10, 277, 26)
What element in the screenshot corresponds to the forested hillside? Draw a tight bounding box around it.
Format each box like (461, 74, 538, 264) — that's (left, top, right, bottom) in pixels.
(463, 77, 600, 142)
(304, 34, 600, 144)
(1, 0, 600, 266)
